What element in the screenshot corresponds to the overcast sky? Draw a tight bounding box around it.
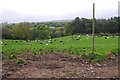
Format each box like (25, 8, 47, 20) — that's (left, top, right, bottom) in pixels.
(0, 0, 119, 23)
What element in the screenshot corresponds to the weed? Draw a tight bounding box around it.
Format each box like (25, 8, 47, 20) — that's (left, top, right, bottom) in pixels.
(8, 54, 16, 59)
(16, 58, 26, 65)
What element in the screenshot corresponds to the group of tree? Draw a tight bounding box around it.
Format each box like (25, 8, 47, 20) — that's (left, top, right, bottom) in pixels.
(66, 17, 119, 35)
(1, 16, 119, 40)
(2, 22, 51, 40)
(2, 22, 66, 40)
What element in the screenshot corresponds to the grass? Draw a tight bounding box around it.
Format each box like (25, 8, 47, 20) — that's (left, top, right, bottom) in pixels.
(2, 35, 118, 62)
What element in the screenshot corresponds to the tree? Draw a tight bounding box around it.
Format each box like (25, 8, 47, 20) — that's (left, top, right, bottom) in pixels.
(66, 17, 90, 35)
(107, 20, 118, 33)
(36, 25, 51, 40)
(71, 17, 81, 34)
(2, 27, 14, 39)
(12, 22, 33, 40)
(80, 18, 92, 33)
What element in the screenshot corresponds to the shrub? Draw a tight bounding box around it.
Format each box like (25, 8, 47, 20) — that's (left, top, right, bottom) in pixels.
(111, 49, 118, 56)
(16, 58, 26, 65)
(8, 52, 16, 59)
(81, 52, 108, 62)
(94, 54, 108, 62)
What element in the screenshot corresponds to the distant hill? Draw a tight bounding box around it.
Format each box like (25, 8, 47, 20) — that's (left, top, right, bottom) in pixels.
(33, 19, 73, 27)
(33, 19, 73, 23)
(47, 19, 73, 22)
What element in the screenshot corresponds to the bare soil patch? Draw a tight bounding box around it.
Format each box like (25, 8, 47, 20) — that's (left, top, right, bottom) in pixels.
(2, 52, 118, 78)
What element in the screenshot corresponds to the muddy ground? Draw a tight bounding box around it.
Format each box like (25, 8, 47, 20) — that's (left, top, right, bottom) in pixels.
(2, 52, 118, 79)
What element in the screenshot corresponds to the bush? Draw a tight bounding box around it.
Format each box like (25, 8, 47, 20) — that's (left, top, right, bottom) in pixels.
(111, 49, 118, 56)
(94, 54, 108, 62)
(16, 58, 26, 65)
(8, 54, 16, 59)
(81, 52, 108, 62)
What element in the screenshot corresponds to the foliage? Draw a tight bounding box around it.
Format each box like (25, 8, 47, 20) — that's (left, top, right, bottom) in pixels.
(66, 17, 118, 35)
(51, 27, 65, 38)
(2, 22, 52, 40)
(36, 25, 51, 40)
(12, 22, 34, 40)
(1, 17, 118, 40)
(2, 26, 14, 39)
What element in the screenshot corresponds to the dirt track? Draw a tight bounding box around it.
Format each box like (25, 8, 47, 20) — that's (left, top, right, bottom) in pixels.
(2, 52, 118, 78)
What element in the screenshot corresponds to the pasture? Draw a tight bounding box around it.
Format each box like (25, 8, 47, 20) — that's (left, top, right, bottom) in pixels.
(2, 35, 118, 61)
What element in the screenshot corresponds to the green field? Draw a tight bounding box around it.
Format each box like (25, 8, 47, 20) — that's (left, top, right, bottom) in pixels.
(2, 35, 118, 62)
